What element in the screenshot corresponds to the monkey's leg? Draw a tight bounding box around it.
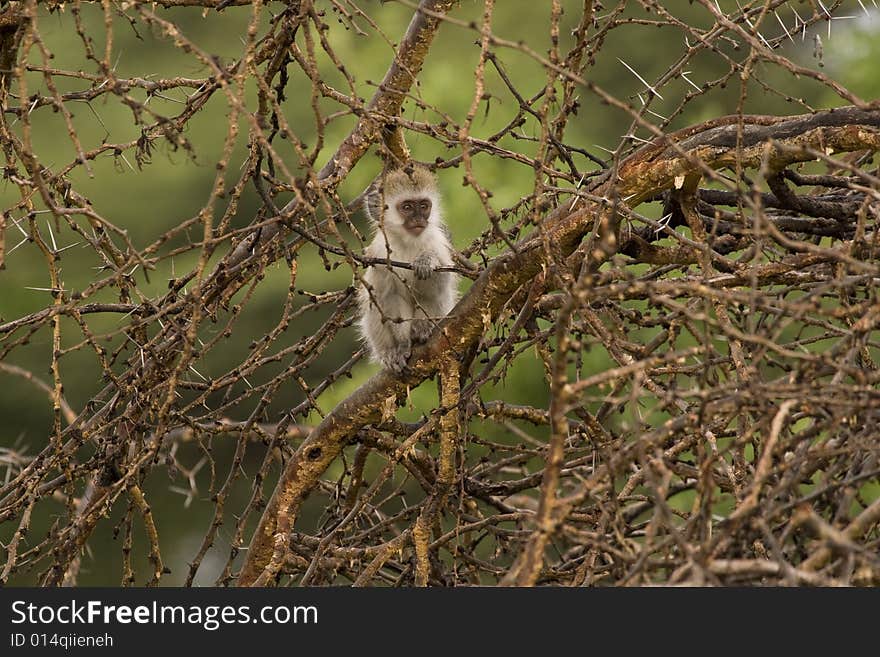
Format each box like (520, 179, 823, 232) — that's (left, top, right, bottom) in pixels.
(366, 307, 412, 372)
(411, 270, 454, 344)
(384, 319, 412, 372)
(411, 317, 434, 344)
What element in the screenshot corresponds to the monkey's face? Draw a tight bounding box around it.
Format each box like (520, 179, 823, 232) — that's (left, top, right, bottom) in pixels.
(395, 197, 432, 236)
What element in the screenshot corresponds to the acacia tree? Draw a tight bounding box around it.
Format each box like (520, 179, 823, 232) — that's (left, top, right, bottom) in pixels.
(1, 0, 879, 587)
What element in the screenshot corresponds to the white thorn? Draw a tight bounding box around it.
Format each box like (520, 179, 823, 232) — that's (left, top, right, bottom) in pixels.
(774, 11, 794, 44)
(45, 220, 57, 252)
(681, 71, 702, 92)
(618, 58, 664, 100)
(7, 236, 29, 255)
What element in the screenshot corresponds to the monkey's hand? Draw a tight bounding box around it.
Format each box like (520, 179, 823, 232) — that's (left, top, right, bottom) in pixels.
(413, 252, 439, 280)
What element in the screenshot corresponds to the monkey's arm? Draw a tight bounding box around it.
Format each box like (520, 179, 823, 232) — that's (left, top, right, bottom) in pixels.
(412, 225, 456, 280)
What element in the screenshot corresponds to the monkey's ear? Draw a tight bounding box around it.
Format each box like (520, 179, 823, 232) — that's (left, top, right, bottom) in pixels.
(363, 187, 381, 223)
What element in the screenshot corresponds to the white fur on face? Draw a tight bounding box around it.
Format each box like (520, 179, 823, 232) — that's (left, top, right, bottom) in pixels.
(379, 190, 441, 235)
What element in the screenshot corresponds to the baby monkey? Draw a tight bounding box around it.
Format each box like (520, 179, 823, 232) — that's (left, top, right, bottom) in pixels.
(357, 165, 458, 372)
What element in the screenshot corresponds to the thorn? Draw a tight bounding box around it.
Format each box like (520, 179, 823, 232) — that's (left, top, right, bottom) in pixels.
(54, 241, 82, 254)
(654, 213, 673, 236)
(118, 305, 140, 322)
(189, 365, 207, 381)
(680, 71, 702, 92)
(10, 215, 28, 238)
(774, 11, 794, 44)
(45, 220, 58, 252)
(734, 0, 768, 48)
(7, 237, 29, 255)
(618, 58, 664, 100)
(24, 286, 65, 293)
(639, 92, 667, 119)
(119, 153, 137, 173)
(791, 7, 806, 41)
(623, 133, 653, 145)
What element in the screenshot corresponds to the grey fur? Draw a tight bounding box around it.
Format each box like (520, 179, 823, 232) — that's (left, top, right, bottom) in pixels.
(357, 182, 458, 372)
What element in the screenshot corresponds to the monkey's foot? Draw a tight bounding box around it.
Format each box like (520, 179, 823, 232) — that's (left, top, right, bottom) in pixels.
(411, 319, 434, 344)
(381, 346, 411, 373)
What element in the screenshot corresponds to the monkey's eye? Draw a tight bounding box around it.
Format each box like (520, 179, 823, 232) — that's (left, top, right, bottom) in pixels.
(402, 201, 413, 211)
(419, 201, 429, 210)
